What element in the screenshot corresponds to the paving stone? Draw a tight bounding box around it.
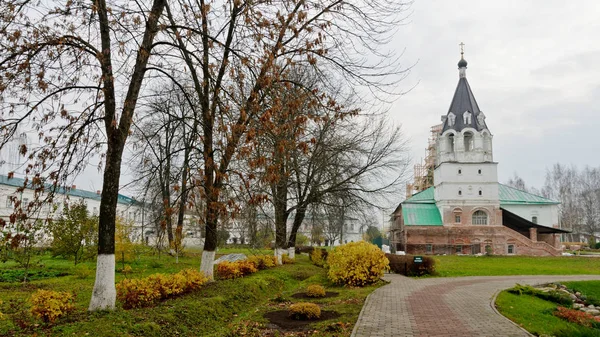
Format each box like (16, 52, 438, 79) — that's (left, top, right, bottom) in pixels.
(351, 274, 600, 337)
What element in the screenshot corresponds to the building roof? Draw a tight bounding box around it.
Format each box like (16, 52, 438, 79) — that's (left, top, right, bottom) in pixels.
(403, 184, 559, 206)
(441, 60, 488, 134)
(404, 187, 435, 203)
(498, 184, 559, 205)
(0, 175, 137, 205)
(402, 203, 443, 226)
(501, 208, 570, 234)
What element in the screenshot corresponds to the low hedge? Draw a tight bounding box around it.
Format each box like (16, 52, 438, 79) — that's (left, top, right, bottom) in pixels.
(385, 254, 436, 276)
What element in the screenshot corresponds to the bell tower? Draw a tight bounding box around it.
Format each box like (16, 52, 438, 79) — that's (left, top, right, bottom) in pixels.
(433, 44, 502, 227)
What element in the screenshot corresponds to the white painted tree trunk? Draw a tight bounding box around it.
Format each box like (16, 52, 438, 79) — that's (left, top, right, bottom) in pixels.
(287, 247, 295, 259)
(275, 248, 283, 265)
(200, 250, 215, 281)
(88, 254, 116, 311)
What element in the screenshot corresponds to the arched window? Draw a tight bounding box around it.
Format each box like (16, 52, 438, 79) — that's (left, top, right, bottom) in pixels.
(464, 132, 474, 151)
(448, 134, 455, 152)
(458, 189, 462, 196)
(472, 210, 488, 225)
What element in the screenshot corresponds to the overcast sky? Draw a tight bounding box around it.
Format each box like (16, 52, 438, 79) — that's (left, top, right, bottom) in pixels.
(6, 1, 597, 202)
(389, 0, 600, 190)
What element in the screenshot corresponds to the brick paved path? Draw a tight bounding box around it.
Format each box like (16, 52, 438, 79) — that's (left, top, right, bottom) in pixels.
(351, 274, 600, 337)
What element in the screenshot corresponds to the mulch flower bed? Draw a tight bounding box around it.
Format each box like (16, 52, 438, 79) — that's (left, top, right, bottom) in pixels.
(264, 310, 341, 330)
(291, 292, 339, 299)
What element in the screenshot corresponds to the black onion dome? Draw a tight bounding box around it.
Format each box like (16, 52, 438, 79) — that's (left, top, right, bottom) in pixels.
(458, 58, 468, 68)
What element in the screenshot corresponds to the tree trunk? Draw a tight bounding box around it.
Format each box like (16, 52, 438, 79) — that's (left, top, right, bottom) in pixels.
(89, 139, 123, 311)
(273, 146, 289, 265)
(287, 204, 308, 249)
(89, 0, 166, 311)
(200, 196, 219, 280)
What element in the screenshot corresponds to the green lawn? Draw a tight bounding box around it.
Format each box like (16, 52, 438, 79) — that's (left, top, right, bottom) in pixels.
(0, 251, 380, 336)
(495, 281, 600, 337)
(564, 280, 600, 300)
(433, 255, 600, 277)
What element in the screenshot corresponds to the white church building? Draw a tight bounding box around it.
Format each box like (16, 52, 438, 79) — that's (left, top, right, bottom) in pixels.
(390, 51, 568, 256)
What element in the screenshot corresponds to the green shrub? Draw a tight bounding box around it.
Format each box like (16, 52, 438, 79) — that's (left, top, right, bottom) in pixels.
(386, 254, 436, 276)
(507, 284, 573, 306)
(74, 264, 93, 279)
(288, 302, 321, 320)
(306, 284, 326, 298)
(327, 241, 389, 286)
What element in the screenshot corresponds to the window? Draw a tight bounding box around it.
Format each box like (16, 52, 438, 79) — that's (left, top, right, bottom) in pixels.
(507, 245, 515, 254)
(458, 190, 462, 196)
(458, 169, 462, 174)
(464, 132, 474, 151)
(532, 216, 538, 224)
(22, 197, 29, 205)
(478, 189, 482, 196)
(478, 169, 482, 174)
(455, 215, 461, 223)
(485, 245, 492, 254)
(93, 207, 98, 215)
(472, 210, 488, 225)
(5, 198, 12, 208)
(426, 244, 433, 253)
(456, 245, 462, 254)
(448, 134, 455, 152)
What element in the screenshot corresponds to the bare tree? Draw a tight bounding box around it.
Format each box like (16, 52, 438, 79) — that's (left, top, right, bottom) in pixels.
(0, 0, 168, 310)
(286, 115, 410, 251)
(162, 0, 411, 278)
(542, 164, 582, 242)
(506, 172, 528, 192)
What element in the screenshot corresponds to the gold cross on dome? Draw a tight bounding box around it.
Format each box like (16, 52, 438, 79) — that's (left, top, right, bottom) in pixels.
(459, 42, 465, 56)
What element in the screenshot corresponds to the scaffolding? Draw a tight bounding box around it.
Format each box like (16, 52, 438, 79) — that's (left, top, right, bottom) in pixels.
(406, 124, 442, 198)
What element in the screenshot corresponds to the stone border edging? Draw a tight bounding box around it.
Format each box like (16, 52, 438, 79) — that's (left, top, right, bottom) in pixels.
(490, 288, 534, 337)
(350, 291, 375, 337)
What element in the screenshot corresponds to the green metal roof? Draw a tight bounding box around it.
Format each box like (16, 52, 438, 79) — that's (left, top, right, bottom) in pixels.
(403, 184, 558, 206)
(0, 175, 138, 205)
(402, 203, 443, 226)
(498, 184, 559, 205)
(404, 187, 435, 203)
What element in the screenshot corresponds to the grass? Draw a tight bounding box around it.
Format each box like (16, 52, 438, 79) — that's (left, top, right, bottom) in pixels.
(495, 281, 600, 337)
(0, 250, 382, 336)
(433, 255, 600, 277)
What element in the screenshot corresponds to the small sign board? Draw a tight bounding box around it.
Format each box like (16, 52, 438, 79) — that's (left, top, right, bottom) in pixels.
(413, 256, 423, 264)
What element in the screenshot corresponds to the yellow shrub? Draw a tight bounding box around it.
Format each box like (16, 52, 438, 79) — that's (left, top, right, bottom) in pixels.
(310, 249, 327, 267)
(116, 269, 207, 309)
(282, 254, 294, 264)
(30, 290, 75, 323)
(248, 255, 276, 270)
(289, 302, 321, 320)
(306, 284, 326, 298)
(327, 241, 389, 287)
(237, 260, 258, 276)
(179, 269, 208, 290)
(216, 261, 243, 279)
(116, 278, 161, 309)
(148, 273, 186, 298)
